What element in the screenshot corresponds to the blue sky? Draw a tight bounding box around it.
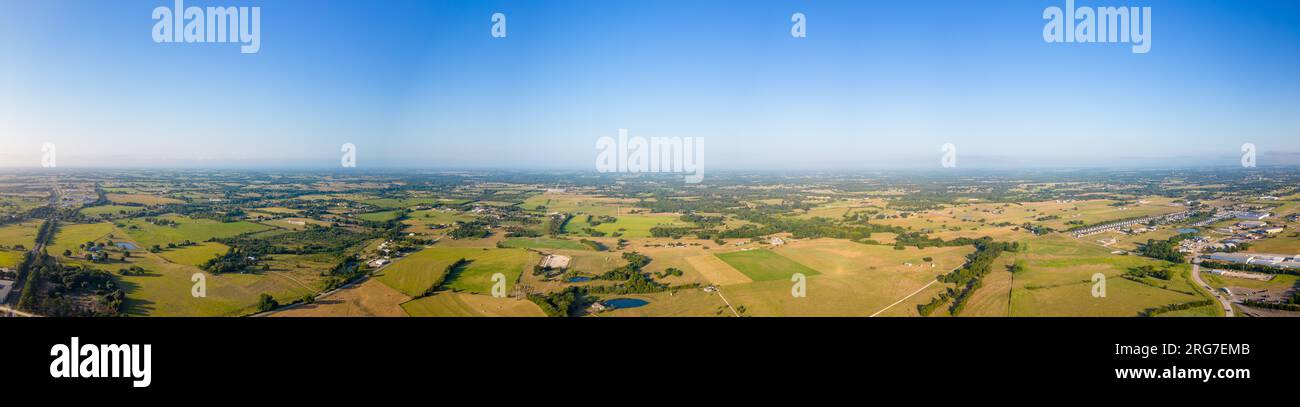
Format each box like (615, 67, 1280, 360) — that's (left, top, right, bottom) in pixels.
(1, 0, 1298, 169)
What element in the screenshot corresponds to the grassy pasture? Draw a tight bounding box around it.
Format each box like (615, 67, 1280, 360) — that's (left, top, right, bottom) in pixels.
(715, 249, 819, 282)
(79, 205, 143, 217)
(0, 250, 24, 268)
(106, 193, 184, 205)
(155, 242, 230, 267)
(64, 247, 314, 316)
(572, 214, 689, 238)
(1003, 234, 1207, 317)
(261, 217, 331, 231)
(522, 193, 632, 216)
(356, 210, 403, 222)
(646, 240, 974, 316)
(500, 237, 590, 250)
(269, 279, 411, 317)
(119, 214, 273, 248)
(0, 220, 40, 249)
(360, 197, 453, 209)
(47, 222, 117, 256)
(376, 247, 536, 297)
(404, 209, 475, 225)
(401, 292, 545, 317)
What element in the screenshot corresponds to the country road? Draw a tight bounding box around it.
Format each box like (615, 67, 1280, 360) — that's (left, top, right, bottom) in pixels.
(0, 305, 40, 317)
(1190, 255, 1234, 317)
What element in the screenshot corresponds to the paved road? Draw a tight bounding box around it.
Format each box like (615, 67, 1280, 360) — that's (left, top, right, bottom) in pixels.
(1190, 256, 1234, 317)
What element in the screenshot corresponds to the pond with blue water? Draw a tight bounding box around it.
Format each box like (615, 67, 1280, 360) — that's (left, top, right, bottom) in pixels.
(604, 298, 649, 309)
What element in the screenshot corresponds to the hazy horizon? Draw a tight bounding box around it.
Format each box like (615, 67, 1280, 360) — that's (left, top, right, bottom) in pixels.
(4, 0, 1299, 169)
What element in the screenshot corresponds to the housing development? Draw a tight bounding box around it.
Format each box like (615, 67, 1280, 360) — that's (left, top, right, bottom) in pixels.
(2, 167, 1298, 318)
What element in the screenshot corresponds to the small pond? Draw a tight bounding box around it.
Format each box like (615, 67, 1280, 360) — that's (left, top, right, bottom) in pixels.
(603, 298, 649, 309)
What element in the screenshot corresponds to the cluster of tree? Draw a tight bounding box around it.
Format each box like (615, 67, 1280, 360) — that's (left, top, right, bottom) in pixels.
(1017, 223, 1054, 235)
(1139, 234, 1193, 263)
(1198, 261, 1300, 276)
(598, 252, 652, 280)
(200, 248, 262, 274)
(450, 221, 492, 239)
(586, 215, 617, 227)
(19, 254, 124, 317)
(714, 212, 904, 242)
(1241, 300, 1300, 312)
(1006, 261, 1026, 273)
(917, 289, 953, 316)
(217, 225, 373, 256)
(589, 252, 675, 294)
(144, 217, 180, 227)
(528, 286, 588, 317)
(681, 213, 724, 226)
(503, 226, 542, 238)
(319, 256, 364, 292)
(35, 218, 58, 246)
(1124, 265, 1173, 280)
(1138, 299, 1215, 317)
(420, 258, 469, 298)
(933, 239, 1021, 316)
(579, 239, 607, 251)
(547, 214, 572, 236)
(650, 225, 697, 239)
(117, 266, 147, 276)
(256, 294, 279, 313)
(654, 268, 684, 279)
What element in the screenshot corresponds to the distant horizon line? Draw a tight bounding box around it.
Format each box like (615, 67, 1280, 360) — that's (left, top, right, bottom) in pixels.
(2, 164, 1298, 173)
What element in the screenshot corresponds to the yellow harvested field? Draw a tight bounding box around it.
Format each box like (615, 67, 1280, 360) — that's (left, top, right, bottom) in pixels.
(269, 280, 411, 317)
(402, 292, 545, 317)
(685, 254, 752, 286)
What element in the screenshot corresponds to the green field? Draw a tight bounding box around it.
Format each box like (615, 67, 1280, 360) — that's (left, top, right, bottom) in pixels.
(106, 193, 184, 205)
(47, 222, 118, 256)
(1002, 235, 1208, 317)
(60, 248, 315, 316)
(376, 247, 536, 297)
(360, 197, 461, 209)
(715, 249, 820, 282)
(119, 214, 273, 248)
(0, 220, 40, 249)
(499, 237, 591, 250)
(357, 210, 403, 222)
(405, 209, 475, 225)
(156, 242, 231, 267)
(79, 205, 144, 217)
(0, 249, 24, 268)
(569, 215, 688, 238)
